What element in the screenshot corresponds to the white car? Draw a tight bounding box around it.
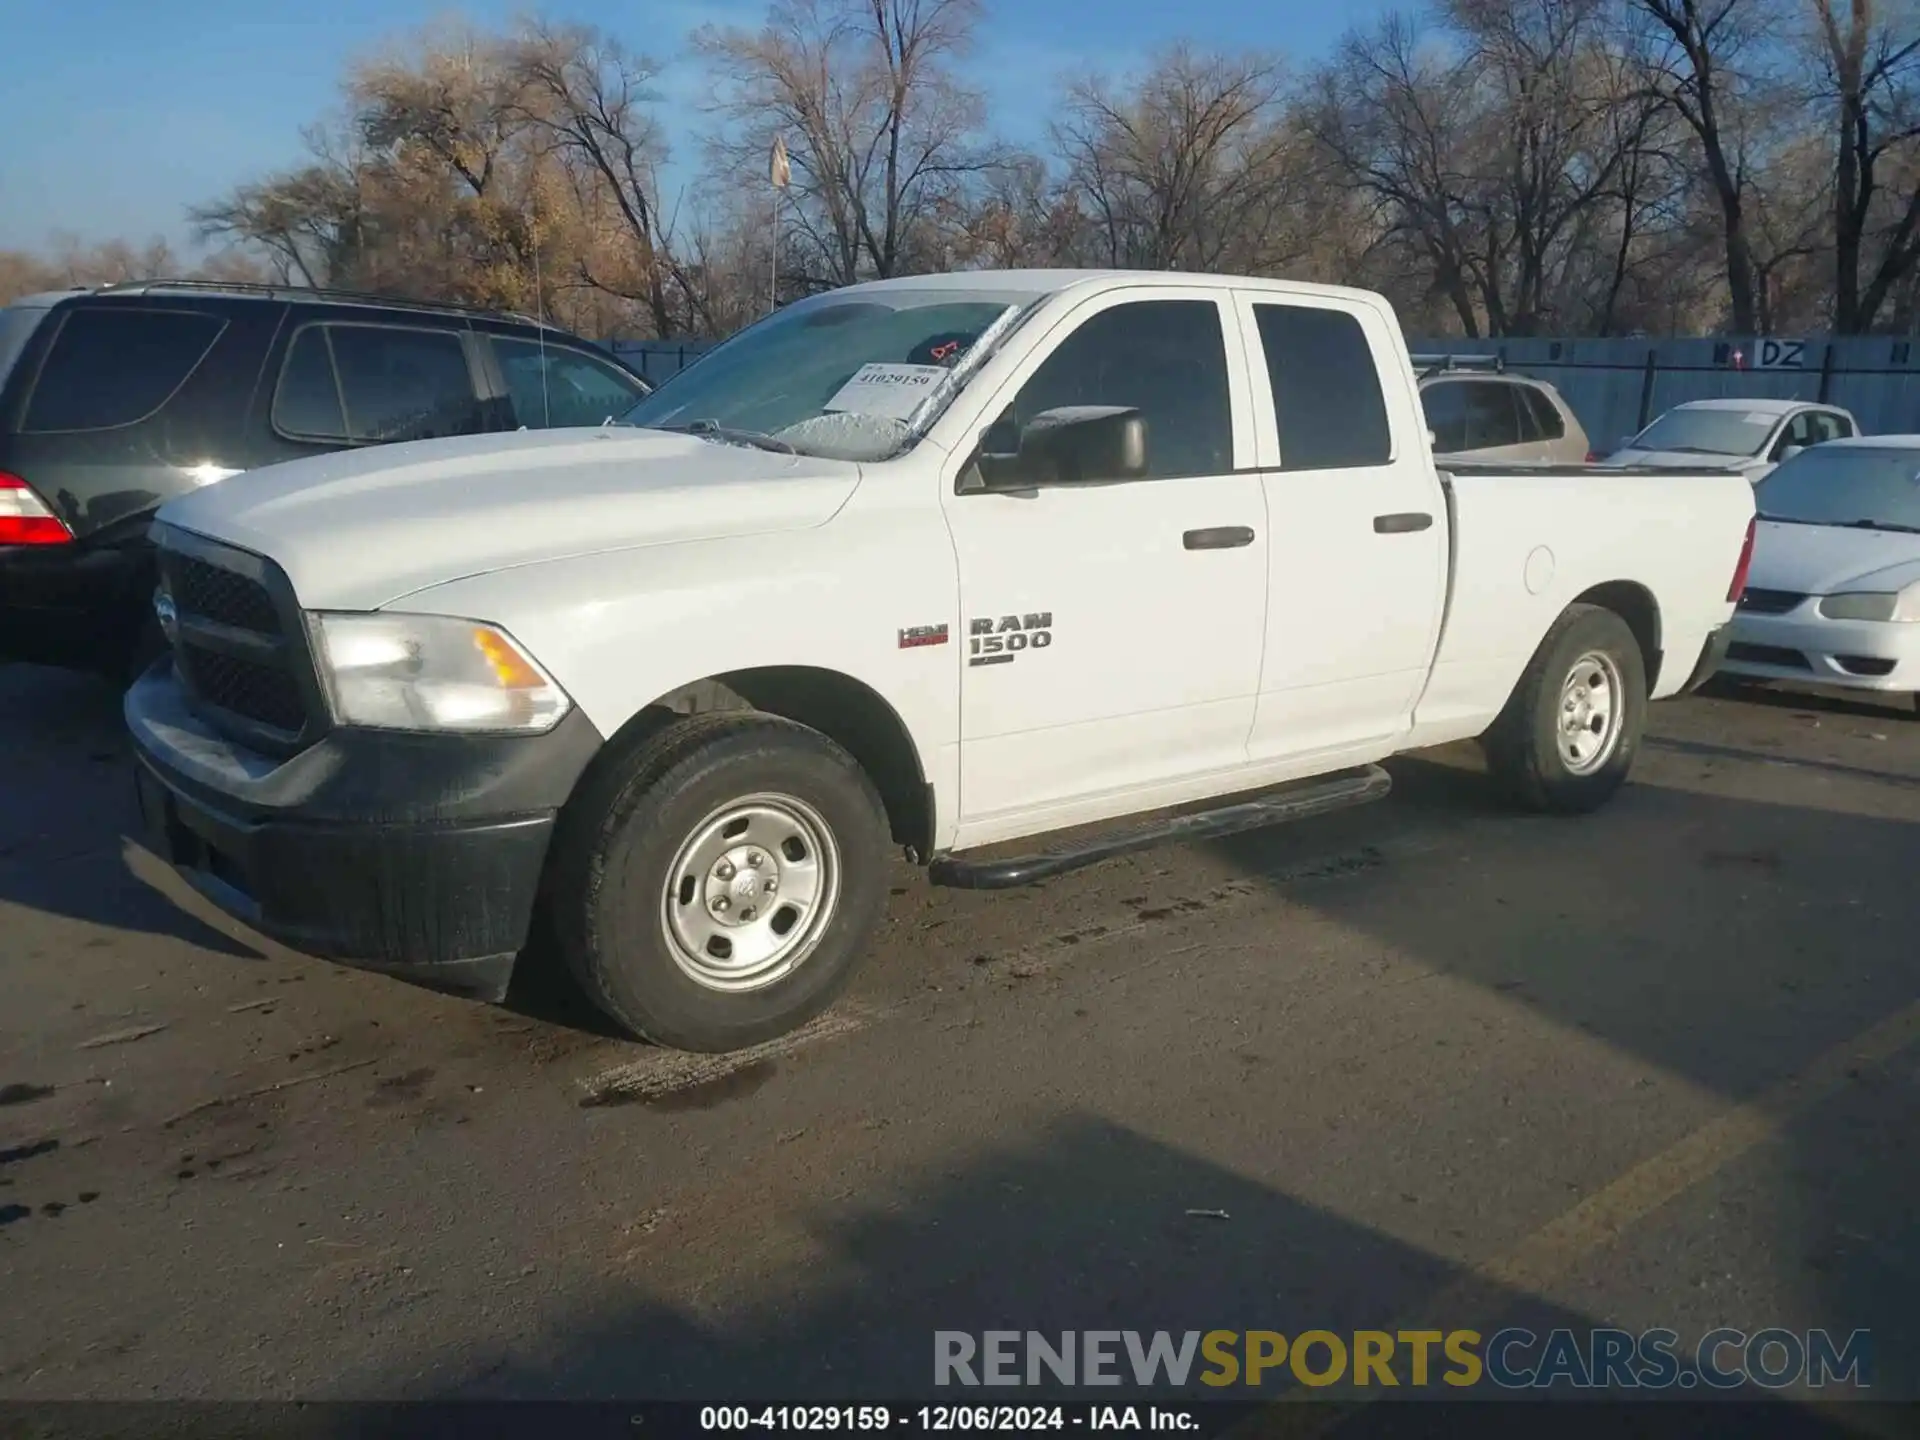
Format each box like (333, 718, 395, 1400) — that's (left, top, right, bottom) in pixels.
(1603, 399, 1858, 482)
(1721, 437, 1920, 712)
(124, 269, 1756, 1052)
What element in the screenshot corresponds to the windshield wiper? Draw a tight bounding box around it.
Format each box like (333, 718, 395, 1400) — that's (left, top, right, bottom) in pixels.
(1756, 513, 1816, 525)
(663, 419, 796, 455)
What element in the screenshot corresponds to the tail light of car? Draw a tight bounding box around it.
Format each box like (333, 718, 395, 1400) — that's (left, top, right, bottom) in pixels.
(1726, 515, 1756, 602)
(0, 473, 72, 546)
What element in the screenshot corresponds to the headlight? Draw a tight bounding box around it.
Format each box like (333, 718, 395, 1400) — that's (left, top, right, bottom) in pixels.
(1818, 585, 1920, 623)
(310, 612, 571, 733)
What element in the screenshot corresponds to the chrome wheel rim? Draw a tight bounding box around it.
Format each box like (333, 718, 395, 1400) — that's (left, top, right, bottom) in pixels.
(1557, 650, 1625, 776)
(660, 792, 841, 993)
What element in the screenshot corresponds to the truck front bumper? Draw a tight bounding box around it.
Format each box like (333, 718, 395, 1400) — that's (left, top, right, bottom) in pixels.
(125, 661, 603, 1001)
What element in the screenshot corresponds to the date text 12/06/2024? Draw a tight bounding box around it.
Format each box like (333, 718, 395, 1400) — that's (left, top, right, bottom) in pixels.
(698, 1407, 1199, 1432)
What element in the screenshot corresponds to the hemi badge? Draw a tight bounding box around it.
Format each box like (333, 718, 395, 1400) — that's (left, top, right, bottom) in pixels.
(898, 623, 950, 649)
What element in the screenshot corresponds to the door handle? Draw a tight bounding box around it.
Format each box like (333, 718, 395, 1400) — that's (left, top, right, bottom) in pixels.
(1373, 512, 1434, 534)
(1184, 526, 1257, 550)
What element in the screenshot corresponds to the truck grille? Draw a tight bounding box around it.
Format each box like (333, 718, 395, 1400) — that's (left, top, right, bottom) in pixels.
(157, 536, 320, 755)
(1737, 588, 1806, 615)
(172, 555, 284, 634)
(184, 649, 308, 731)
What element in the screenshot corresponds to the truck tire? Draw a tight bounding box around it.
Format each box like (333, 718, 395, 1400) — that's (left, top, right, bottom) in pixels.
(1481, 604, 1647, 815)
(549, 711, 891, 1052)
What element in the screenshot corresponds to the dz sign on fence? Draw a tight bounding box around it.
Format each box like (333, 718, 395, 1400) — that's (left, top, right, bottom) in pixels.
(1755, 338, 1808, 369)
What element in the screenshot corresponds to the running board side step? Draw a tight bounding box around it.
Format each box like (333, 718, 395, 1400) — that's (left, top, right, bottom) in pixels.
(928, 765, 1392, 891)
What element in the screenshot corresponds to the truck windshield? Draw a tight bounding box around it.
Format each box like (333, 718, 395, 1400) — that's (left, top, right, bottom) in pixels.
(620, 289, 1042, 462)
(1629, 408, 1778, 458)
(1755, 447, 1920, 532)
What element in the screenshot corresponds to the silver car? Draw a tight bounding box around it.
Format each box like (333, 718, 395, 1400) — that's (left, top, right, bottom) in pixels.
(1602, 399, 1858, 483)
(1415, 359, 1592, 466)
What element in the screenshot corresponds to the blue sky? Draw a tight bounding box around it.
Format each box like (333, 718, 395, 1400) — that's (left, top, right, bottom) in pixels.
(1, 0, 1400, 256)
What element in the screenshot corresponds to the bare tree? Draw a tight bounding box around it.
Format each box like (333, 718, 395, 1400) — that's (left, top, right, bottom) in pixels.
(696, 0, 997, 290)
(945, 151, 1088, 268)
(1811, 0, 1920, 331)
(62, 0, 1911, 342)
(353, 22, 531, 200)
(1631, 0, 1787, 331)
(1311, 17, 1488, 332)
(1315, 1, 1682, 336)
(1453, 0, 1674, 332)
(507, 20, 689, 336)
(1051, 47, 1310, 273)
(1558, 47, 1699, 333)
(190, 124, 377, 288)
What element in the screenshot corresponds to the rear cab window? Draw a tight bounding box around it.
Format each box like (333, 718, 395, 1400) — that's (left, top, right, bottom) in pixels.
(1250, 303, 1392, 470)
(272, 322, 483, 444)
(20, 306, 226, 432)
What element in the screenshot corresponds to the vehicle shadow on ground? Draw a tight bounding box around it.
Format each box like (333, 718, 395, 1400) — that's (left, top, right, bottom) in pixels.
(341, 753, 1918, 1423)
(1644, 734, 1920, 790)
(1196, 750, 1920, 1416)
(1698, 675, 1916, 726)
(361, 1116, 1865, 1434)
(497, 912, 635, 1040)
(0, 664, 260, 958)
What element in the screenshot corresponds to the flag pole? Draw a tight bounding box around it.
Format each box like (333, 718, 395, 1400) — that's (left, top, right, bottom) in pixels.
(769, 133, 790, 315)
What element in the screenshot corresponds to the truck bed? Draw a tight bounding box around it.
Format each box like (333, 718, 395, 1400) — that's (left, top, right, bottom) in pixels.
(1409, 459, 1756, 748)
(1438, 461, 1749, 478)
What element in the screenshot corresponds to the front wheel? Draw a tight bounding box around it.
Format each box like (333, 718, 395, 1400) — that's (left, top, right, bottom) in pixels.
(1482, 604, 1648, 815)
(548, 712, 891, 1052)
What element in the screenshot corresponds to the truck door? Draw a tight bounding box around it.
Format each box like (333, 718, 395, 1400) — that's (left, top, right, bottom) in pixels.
(1231, 292, 1448, 760)
(940, 287, 1269, 832)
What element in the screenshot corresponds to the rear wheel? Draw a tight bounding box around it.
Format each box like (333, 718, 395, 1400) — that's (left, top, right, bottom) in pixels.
(549, 712, 890, 1052)
(1482, 604, 1648, 815)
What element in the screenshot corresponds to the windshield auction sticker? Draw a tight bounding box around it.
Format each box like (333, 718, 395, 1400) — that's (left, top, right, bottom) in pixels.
(825, 363, 949, 422)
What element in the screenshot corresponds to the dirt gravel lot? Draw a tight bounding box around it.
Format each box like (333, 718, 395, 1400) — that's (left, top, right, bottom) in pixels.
(0, 662, 1916, 1416)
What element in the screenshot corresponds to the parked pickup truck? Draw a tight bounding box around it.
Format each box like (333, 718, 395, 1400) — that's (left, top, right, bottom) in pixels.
(126, 270, 1758, 1052)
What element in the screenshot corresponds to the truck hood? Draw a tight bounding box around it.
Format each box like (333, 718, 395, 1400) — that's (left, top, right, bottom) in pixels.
(155, 427, 862, 610)
(1604, 447, 1767, 478)
(1748, 519, 1920, 596)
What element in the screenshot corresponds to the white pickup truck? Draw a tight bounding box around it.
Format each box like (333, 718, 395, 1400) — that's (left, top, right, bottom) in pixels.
(127, 271, 1757, 1052)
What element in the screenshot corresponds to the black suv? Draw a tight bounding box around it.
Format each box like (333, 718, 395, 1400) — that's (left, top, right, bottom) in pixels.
(0, 281, 650, 679)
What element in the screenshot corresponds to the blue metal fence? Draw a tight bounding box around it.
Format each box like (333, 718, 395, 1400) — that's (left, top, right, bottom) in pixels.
(1406, 336, 1920, 449)
(609, 339, 719, 386)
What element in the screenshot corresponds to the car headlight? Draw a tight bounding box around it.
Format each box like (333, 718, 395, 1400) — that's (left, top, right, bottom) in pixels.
(1818, 585, 1920, 623)
(310, 612, 571, 733)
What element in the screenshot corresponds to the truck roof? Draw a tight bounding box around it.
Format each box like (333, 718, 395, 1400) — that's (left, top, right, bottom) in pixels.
(838, 268, 1392, 309)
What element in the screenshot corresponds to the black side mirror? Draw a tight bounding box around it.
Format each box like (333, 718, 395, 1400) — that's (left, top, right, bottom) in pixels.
(963, 405, 1151, 494)
(1017, 406, 1149, 485)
